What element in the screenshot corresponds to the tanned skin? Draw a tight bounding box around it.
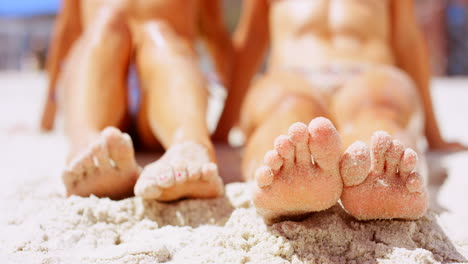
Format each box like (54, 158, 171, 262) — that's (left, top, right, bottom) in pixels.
(214, 0, 467, 152)
(218, 0, 466, 222)
(45, 0, 233, 200)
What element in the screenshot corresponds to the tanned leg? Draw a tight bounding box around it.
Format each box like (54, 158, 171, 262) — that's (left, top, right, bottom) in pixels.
(41, 0, 82, 131)
(133, 21, 223, 201)
(61, 8, 140, 199)
(241, 73, 343, 223)
(332, 67, 428, 220)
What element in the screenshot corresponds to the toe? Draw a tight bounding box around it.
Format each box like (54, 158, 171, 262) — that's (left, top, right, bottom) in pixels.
(72, 152, 94, 182)
(62, 168, 78, 192)
(255, 165, 274, 188)
(340, 141, 371, 186)
(65, 152, 95, 197)
(173, 162, 188, 184)
(370, 131, 392, 174)
(201, 162, 219, 181)
(308, 117, 342, 171)
(156, 165, 175, 188)
(91, 141, 112, 171)
(406, 172, 424, 193)
(399, 148, 418, 179)
(187, 164, 202, 181)
(274, 135, 295, 168)
(101, 126, 121, 137)
(103, 129, 136, 167)
(134, 176, 162, 199)
(288, 122, 312, 167)
(384, 140, 405, 177)
(263, 150, 283, 172)
(68, 156, 84, 179)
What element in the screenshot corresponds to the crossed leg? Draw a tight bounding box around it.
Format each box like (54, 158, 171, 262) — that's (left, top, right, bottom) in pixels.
(332, 67, 428, 220)
(133, 21, 223, 201)
(60, 9, 140, 199)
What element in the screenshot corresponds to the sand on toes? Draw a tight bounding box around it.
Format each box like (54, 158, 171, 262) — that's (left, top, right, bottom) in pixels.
(134, 142, 224, 201)
(340, 131, 428, 220)
(62, 127, 141, 199)
(253, 117, 343, 223)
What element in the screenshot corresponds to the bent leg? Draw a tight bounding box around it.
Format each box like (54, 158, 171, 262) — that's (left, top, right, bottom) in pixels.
(332, 67, 428, 220)
(133, 21, 222, 201)
(241, 72, 343, 223)
(332, 66, 424, 150)
(60, 9, 139, 199)
(41, 0, 82, 131)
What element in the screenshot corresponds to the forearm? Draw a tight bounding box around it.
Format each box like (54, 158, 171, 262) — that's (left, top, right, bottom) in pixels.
(47, 10, 81, 92)
(398, 39, 444, 147)
(417, 77, 444, 147)
(213, 48, 267, 142)
(41, 0, 81, 130)
(213, 0, 269, 141)
(47, 25, 66, 91)
(391, 0, 466, 151)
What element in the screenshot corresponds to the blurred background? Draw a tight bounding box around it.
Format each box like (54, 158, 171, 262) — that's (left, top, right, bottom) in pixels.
(0, 0, 468, 76)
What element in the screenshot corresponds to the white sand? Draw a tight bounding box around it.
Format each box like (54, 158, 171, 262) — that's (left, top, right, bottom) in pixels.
(0, 72, 468, 263)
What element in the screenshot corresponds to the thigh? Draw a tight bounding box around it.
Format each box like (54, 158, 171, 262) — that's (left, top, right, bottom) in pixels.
(59, 8, 132, 134)
(240, 70, 329, 138)
(134, 21, 207, 149)
(331, 66, 424, 132)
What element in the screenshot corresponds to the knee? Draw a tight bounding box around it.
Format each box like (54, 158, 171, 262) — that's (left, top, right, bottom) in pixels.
(137, 21, 193, 56)
(271, 93, 329, 119)
(333, 68, 421, 125)
(241, 92, 326, 138)
(91, 8, 131, 45)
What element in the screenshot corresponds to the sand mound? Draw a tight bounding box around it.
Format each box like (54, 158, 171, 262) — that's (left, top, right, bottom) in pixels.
(1, 182, 465, 264)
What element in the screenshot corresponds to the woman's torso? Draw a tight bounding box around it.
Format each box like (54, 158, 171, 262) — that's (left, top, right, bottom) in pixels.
(269, 0, 395, 70)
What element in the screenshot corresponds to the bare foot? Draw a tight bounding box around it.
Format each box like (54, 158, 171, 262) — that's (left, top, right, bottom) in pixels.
(134, 142, 224, 201)
(62, 127, 140, 199)
(253, 117, 343, 222)
(340, 131, 428, 220)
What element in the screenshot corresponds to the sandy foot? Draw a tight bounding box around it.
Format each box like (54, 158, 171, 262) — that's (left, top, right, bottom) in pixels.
(134, 142, 224, 201)
(340, 131, 428, 220)
(253, 117, 343, 223)
(62, 127, 140, 199)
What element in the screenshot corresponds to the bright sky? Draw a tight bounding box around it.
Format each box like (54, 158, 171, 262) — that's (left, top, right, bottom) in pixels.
(0, 0, 60, 17)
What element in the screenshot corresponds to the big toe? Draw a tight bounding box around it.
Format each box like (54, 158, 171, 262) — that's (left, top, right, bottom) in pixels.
(308, 117, 342, 171)
(134, 177, 162, 199)
(134, 163, 172, 199)
(340, 141, 370, 187)
(102, 127, 136, 166)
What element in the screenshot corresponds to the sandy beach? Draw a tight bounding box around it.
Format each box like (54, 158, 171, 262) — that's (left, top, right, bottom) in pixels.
(0, 72, 467, 263)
